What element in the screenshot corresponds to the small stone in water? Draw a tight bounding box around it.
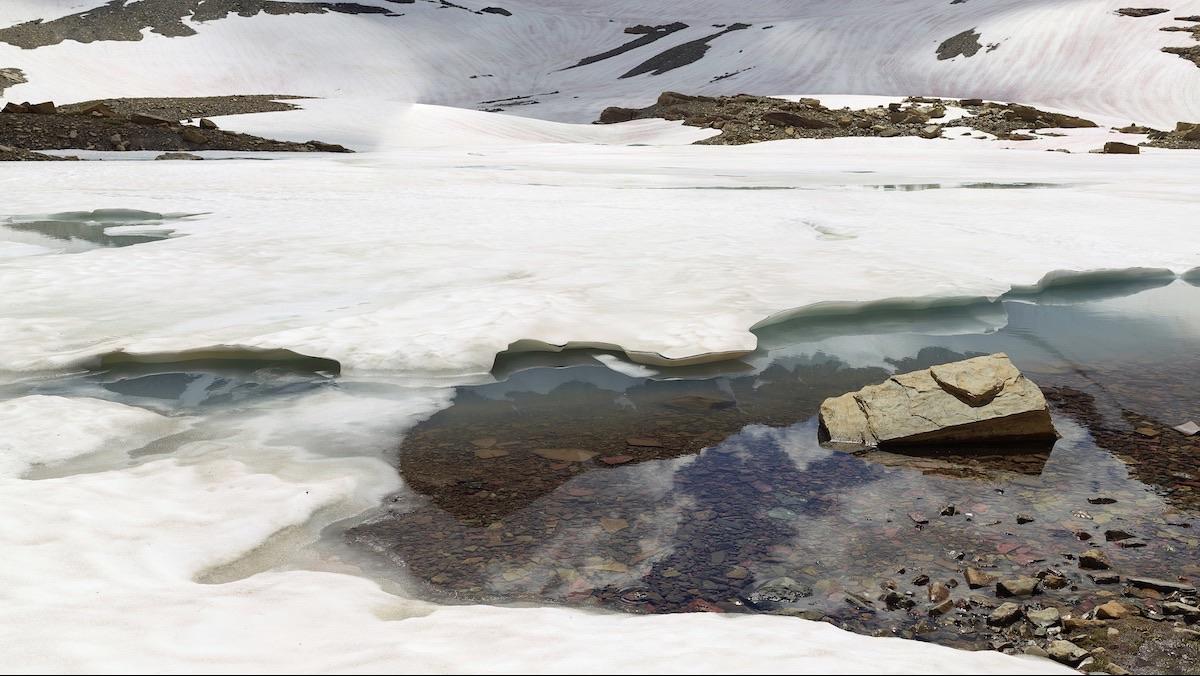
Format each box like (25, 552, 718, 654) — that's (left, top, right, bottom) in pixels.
(1016, 514, 1034, 524)
(1079, 549, 1111, 570)
(909, 512, 929, 525)
(928, 582, 950, 602)
(996, 577, 1041, 597)
(1135, 427, 1160, 438)
(1105, 529, 1134, 542)
(1027, 607, 1061, 627)
(965, 567, 997, 589)
(989, 602, 1023, 626)
(600, 454, 633, 465)
(940, 504, 957, 516)
(532, 448, 597, 462)
(1088, 497, 1117, 505)
(929, 599, 955, 615)
(743, 577, 814, 610)
(600, 517, 629, 534)
(1174, 420, 1200, 436)
(1089, 572, 1121, 585)
(474, 448, 509, 459)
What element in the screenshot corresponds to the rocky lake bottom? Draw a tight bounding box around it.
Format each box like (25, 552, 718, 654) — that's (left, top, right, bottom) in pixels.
(9, 276, 1200, 673)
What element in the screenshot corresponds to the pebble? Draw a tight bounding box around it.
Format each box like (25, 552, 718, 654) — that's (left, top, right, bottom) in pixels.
(1127, 576, 1197, 594)
(599, 518, 629, 534)
(928, 582, 950, 603)
(599, 454, 633, 465)
(1162, 601, 1200, 618)
(928, 599, 955, 616)
(996, 577, 1041, 597)
(989, 602, 1023, 626)
(1079, 549, 1111, 570)
(474, 448, 509, 459)
(1027, 607, 1061, 627)
(1095, 600, 1131, 620)
(964, 567, 997, 589)
(1047, 639, 1089, 665)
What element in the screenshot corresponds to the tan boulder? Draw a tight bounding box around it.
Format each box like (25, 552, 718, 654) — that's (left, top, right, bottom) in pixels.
(818, 353, 1056, 449)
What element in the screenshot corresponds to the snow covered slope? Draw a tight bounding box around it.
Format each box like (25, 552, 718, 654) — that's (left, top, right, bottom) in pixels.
(1, 0, 1199, 127)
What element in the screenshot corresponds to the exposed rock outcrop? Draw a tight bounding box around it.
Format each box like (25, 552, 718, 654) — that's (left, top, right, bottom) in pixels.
(1117, 8, 1169, 17)
(596, 93, 1096, 144)
(818, 353, 1057, 449)
(1, 95, 351, 158)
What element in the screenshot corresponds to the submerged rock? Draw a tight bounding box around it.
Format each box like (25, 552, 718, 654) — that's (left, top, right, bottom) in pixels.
(742, 576, 814, 610)
(818, 353, 1057, 449)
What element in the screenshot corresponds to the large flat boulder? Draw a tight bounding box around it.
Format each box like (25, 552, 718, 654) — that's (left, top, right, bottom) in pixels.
(818, 353, 1056, 448)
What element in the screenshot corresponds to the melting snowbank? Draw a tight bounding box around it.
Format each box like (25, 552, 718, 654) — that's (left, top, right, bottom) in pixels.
(2, 130, 1198, 375)
(0, 388, 1070, 674)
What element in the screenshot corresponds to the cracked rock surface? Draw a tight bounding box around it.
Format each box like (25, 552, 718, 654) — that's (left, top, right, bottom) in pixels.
(818, 353, 1057, 449)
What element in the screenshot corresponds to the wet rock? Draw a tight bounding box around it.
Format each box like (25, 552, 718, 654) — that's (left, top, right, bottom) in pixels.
(929, 598, 955, 615)
(939, 504, 957, 516)
(531, 448, 597, 462)
(199, 118, 219, 130)
(1047, 640, 1089, 665)
(1100, 141, 1141, 154)
(1174, 420, 1200, 436)
(1016, 514, 1034, 524)
(1064, 617, 1107, 630)
(1096, 600, 1131, 620)
(909, 512, 929, 525)
(997, 577, 1041, 597)
(1135, 426, 1160, 437)
(743, 576, 814, 610)
(989, 602, 1023, 626)
(1126, 576, 1197, 594)
(599, 454, 633, 465)
(881, 590, 916, 610)
(1162, 601, 1200, 619)
(1089, 572, 1121, 585)
(1027, 607, 1061, 627)
(965, 567, 997, 589)
(1088, 497, 1117, 505)
(1079, 549, 1112, 570)
(1043, 574, 1070, 590)
(818, 354, 1056, 448)
(599, 518, 628, 533)
(928, 582, 951, 603)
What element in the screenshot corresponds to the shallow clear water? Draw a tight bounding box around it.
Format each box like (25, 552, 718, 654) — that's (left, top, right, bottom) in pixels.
(7, 277, 1200, 648)
(340, 279, 1200, 644)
